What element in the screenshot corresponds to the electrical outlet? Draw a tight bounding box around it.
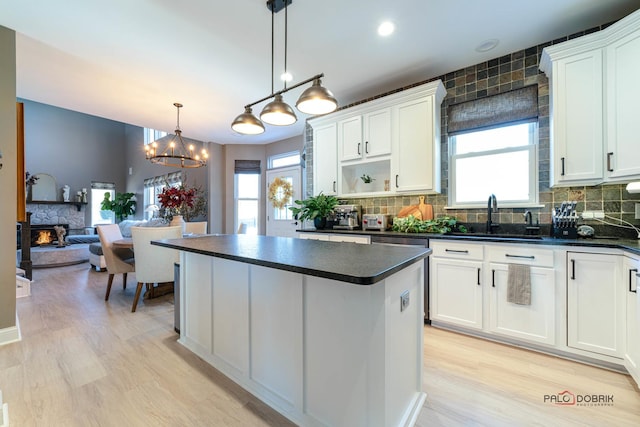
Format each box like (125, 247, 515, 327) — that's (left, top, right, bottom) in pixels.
(581, 211, 594, 219)
(635, 203, 640, 220)
(400, 290, 410, 312)
(594, 211, 605, 219)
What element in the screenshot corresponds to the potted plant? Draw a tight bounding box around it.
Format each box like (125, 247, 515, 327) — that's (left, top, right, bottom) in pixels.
(101, 192, 136, 222)
(289, 192, 339, 230)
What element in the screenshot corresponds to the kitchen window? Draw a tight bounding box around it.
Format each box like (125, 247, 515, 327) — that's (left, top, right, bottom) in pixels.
(447, 85, 539, 208)
(450, 122, 538, 207)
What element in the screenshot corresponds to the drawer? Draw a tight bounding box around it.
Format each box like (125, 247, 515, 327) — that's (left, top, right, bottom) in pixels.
(486, 244, 554, 268)
(430, 240, 484, 260)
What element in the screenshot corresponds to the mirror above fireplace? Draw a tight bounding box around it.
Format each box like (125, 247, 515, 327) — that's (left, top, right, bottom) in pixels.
(31, 173, 57, 201)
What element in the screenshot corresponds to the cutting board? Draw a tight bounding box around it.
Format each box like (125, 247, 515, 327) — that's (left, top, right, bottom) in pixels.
(397, 196, 433, 220)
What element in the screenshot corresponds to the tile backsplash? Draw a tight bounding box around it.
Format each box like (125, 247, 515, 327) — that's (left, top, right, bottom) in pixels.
(303, 19, 640, 233)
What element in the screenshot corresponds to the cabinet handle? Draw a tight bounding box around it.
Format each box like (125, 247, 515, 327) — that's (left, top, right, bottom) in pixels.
(561, 157, 565, 176)
(505, 254, 535, 260)
(630, 268, 638, 293)
(365, 141, 369, 154)
(445, 249, 469, 254)
(333, 181, 336, 193)
(395, 174, 399, 188)
(357, 142, 361, 155)
(607, 152, 614, 172)
(570, 259, 576, 280)
(492, 269, 495, 287)
(477, 268, 481, 286)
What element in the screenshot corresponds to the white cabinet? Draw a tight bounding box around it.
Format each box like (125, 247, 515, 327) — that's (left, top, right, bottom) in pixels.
(487, 245, 556, 346)
(540, 48, 603, 186)
(540, 9, 640, 187)
(297, 232, 370, 244)
(338, 109, 392, 162)
(430, 241, 484, 330)
(312, 122, 338, 195)
(624, 254, 640, 385)
(606, 26, 640, 181)
(392, 89, 444, 194)
(567, 251, 624, 358)
(308, 80, 444, 197)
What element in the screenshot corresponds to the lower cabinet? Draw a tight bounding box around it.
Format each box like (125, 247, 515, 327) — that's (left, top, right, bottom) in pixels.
(488, 263, 555, 345)
(431, 257, 483, 330)
(297, 232, 371, 244)
(624, 254, 640, 384)
(567, 251, 624, 358)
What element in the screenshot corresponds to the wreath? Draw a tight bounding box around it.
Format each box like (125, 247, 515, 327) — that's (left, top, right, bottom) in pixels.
(268, 177, 294, 210)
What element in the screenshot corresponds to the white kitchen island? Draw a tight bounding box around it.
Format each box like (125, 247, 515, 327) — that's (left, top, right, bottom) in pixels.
(153, 234, 431, 427)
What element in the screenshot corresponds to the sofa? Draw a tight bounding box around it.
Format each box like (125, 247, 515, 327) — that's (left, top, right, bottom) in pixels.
(87, 219, 167, 271)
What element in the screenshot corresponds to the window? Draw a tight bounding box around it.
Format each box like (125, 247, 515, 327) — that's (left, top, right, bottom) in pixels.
(234, 160, 261, 234)
(144, 128, 167, 145)
(449, 122, 537, 207)
(143, 171, 182, 219)
(90, 182, 115, 226)
(235, 174, 260, 234)
(269, 151, 300, 169)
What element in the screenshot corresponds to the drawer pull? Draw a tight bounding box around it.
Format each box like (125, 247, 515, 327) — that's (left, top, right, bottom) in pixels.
(607, 152, 614, 172)
(505, 254, 535, 260)
(477, 268, 481, 286)
(561, 157, 565, 176)
(446, 249, 469, 254)
(630, 268, 638, 293)
(333, 181, 337, 193)
(357, 142, 361, 155)
(570, 259, 576, 280)
(492, 269, 495, 287)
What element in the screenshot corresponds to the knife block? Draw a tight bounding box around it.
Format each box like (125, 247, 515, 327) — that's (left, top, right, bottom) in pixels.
(552, 226, 577, 239)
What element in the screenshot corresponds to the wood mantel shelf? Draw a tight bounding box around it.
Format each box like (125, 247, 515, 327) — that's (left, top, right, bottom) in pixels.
(27, 200, 88, 211)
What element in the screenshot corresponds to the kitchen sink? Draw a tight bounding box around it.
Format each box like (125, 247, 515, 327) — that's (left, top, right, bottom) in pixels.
(446, 232, 544, 240)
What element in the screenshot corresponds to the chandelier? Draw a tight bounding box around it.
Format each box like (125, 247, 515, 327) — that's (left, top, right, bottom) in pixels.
(145, 103, 208, 168)
(231, 0, 338, 135)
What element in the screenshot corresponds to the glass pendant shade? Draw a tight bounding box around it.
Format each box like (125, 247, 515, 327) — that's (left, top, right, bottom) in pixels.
(260, 94, 297, 126)
(296, 78, 338, 115)
(231, 107, 265, 135)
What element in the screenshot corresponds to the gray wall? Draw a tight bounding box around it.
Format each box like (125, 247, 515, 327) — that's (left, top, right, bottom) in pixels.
(0, 25, 17, 331)
(22, 99, 128, 226)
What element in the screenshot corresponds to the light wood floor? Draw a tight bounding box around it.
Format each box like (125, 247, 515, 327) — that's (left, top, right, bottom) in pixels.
(1, 263, 639, 426)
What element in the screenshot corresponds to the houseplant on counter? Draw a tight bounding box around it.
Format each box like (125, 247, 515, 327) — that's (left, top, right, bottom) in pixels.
(100, 192, 136, 222)
(289, 192, 339, 230)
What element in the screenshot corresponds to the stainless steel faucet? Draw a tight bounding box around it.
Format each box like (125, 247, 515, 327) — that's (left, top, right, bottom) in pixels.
(486, 194, 498, 233)
(524, 210, 533, 226)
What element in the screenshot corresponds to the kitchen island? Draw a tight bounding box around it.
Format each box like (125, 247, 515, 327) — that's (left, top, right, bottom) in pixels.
(153, 234, 431, 427)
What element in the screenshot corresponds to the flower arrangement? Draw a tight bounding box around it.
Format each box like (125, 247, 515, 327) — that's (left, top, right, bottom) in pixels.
(157, 179, 206, 221)
(268, 177, 294, 210)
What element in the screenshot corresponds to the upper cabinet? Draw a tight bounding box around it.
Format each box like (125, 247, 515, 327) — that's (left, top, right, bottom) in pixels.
(309, 80, 445, 197)
(540, 9, 640, 187)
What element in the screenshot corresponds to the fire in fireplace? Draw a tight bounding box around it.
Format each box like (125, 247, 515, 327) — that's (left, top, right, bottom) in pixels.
(29, 224, 69, 247)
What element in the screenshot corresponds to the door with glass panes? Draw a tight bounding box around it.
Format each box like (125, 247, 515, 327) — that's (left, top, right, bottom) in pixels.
(266, 166, 301, 237)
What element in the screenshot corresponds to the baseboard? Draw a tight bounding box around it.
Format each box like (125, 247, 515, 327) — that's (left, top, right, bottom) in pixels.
(0, 317, 21, 347)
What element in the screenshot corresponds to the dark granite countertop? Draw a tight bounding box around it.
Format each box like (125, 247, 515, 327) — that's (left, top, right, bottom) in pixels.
(297, 229, 640, 256)
(152, 234, 431, 285)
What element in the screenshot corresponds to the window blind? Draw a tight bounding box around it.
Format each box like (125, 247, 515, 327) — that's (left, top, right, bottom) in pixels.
(447, 85, 538, 135)
(235, 159, 261, 174)
(91, 181, 115, 190)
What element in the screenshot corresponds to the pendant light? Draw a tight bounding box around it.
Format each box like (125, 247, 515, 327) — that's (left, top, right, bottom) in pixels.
(145, 103, 208, 168)
(231, 0, 337, 135)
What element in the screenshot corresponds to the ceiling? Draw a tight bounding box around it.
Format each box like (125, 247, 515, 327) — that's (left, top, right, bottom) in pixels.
(1, 1, 638, 145)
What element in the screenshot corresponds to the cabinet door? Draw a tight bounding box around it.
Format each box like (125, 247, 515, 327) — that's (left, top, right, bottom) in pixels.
(550, 50, 604, 186)
(624, 255, 640, 385)
(328, 234, 370, 244)
(488, 263, 555, 346)
(606, 30, 640, 181)
(567, 252, 623, 358)
(430, 258, 483, 330)
(338, 116, 363, 162)
(392, 95, 441, 193)
(298, 232, 330, 241)
(363, 108, 392, 159)
(313, 122, 338, 195)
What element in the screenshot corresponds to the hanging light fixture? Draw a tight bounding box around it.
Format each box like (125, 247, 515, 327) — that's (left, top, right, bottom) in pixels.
(145, 103, 208, 168)
(231, 0, 337, 135)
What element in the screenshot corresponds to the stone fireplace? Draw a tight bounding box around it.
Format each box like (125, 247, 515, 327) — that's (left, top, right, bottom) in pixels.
(29, 224, 69, 247)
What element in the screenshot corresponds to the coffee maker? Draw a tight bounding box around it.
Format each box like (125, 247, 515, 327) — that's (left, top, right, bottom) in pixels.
(332, 204, 362, 230)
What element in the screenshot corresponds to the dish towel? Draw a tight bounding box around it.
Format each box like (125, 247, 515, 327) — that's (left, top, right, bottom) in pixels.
(507, 263, 531, 305)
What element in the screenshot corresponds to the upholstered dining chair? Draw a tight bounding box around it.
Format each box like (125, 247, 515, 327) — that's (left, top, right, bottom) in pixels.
(97, 224, 135, 302)
(130, 225, 182, 312)
(184, 221, 207, 235)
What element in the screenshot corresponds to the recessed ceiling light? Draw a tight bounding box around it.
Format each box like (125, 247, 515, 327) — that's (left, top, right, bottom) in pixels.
(280, 71, 293, 82)
(475, 39, 499, 52)
(377, 21, 395, 37)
